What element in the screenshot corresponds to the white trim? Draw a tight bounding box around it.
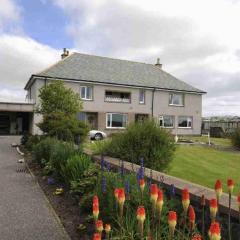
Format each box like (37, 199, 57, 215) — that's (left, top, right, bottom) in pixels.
(178, 116, 193, 129)
(80, 85, 93, 100)
(106, 113, 128, 129)
(159, 115, 175, 128)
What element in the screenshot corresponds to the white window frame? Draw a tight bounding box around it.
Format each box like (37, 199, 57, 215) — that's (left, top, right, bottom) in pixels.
(178, 116, 193, 128)
(106, 113, 128, 129)
(139, 89, 145, 104)
(159, 115, 174, 128)
(169, 93, 184, 106)
(80, 86, 93, 100)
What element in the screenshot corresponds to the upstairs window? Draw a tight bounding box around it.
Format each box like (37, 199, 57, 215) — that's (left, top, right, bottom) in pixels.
(105, 91, 131, 103)
(106, 113, 128, 128)
(80, 86, 93, 100)
(159, 116, 174, 128)
(169, 93, 184, 106)
(178, 116, 192, 128)
(139, 89, 145, 104)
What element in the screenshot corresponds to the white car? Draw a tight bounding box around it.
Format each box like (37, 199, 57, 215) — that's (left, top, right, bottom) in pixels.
(88, 130, 107, 140)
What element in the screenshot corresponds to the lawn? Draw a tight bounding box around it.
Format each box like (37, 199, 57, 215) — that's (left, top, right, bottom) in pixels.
(168, 145, 240, 195)
(179, 135, 232, 147)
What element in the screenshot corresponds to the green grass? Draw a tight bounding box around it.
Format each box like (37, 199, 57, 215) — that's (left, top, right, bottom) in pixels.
(180, 135, 232, 147)
(168, 145, 240, 195)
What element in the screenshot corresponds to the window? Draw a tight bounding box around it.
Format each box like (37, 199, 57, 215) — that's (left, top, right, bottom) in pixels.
(159, 116, 174, 128)
(169, 93, 184, 106)
(178, 116, 192, 128)
(139, 89, 145, 104)
(106, 113, 128, 128)
(80, 86, 93, 100)
(105, 91, 131, 103)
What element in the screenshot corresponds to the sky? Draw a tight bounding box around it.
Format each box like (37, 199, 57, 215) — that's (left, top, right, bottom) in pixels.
(0, 0, 240, 116)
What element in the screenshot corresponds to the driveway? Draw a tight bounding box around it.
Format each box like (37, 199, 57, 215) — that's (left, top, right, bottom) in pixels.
(0, 136, 70, 240)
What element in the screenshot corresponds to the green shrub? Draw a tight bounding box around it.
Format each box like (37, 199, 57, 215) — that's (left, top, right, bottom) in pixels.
(61, 154, 91, 183)
(231, 128, 240, 149)
(100, 120, 176, 171)
(25, 135, 41, 151)
(33, 137, 58, 165)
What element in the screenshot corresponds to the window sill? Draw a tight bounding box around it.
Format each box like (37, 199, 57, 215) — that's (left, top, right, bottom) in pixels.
(169, 104, 184, 107)
(106, 127, 126, 129)
(178, 127, 192, 129)
(81, 98, 93, 101)
(161, 127, 174, 129)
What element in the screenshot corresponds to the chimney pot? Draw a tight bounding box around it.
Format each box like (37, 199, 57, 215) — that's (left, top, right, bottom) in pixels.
(61, 48, 69, 59)
(155, 58, 162, 69)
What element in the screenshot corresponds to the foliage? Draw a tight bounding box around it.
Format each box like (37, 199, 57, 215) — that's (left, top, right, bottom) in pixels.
(231, 127, 240, 149)
(61, 154, 92, 183)
(36, 81, 88, 142)
(24, 135, 41, 151)
(36, 80, 82, 115)
(96, 119, 176, 171)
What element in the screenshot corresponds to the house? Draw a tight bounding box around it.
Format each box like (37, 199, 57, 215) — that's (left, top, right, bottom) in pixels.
(24, 49, 206, 135)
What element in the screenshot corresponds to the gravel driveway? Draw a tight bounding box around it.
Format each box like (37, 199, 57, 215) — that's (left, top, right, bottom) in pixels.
(0, 136, 70, 240)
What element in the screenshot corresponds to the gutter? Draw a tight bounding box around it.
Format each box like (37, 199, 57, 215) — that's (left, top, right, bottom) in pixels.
(26, 74, 207, 95)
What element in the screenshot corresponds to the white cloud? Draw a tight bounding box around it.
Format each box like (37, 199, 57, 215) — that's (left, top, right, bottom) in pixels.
(0, 34, 59, 101)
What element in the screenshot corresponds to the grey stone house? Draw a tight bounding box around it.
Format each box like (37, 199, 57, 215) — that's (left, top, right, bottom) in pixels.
(24, 49, 206, 135)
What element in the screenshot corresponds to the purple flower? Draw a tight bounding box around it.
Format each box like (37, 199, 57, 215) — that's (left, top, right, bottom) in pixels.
(101, 176, 107, 193)
(100, 155, 105, 171)
(170, 184, 175, 198)
(125, 180, 130, 195)
(47, 177, 55, 185)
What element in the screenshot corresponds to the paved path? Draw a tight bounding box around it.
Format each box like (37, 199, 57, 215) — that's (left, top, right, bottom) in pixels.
(0, 136, 70, 240)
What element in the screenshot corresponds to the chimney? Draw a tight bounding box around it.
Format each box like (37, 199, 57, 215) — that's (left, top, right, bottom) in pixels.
(155, 58, 162, 69)
(61, 48, 69, 59)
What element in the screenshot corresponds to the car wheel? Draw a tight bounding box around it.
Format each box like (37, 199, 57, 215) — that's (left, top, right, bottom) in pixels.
(94, 133, 103, 141)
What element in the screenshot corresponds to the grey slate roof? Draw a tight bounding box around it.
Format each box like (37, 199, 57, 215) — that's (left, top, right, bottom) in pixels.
(29, 52, 205, 93)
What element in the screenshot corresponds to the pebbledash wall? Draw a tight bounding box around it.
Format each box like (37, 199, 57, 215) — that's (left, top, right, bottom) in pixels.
(29, 77, 202, 135)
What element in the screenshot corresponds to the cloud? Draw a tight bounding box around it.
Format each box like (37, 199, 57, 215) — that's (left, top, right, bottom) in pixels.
(0, 34, 59, 101)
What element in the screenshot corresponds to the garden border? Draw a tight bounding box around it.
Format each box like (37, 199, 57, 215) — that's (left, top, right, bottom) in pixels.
(84, 149, 239, 219)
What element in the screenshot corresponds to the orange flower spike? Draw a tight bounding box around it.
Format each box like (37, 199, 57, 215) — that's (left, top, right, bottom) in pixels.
(227, 179, 234, 195)
(168, 211, 177, 235)
(137, 206, 146, 223)
(237, 193, 240, 210)
(209, 222, 221, 240)
(92, 203, 99, 221)
(150, 184, 158, 203)
(139, 179, 145, 192)
(93, 233, 101, 240)
(188, 205, 196, 230)
(192, 234, 202, 240)
(215, 180, 223, 199)
(156, 189, 164, 213)
(209, 198, 218, 222)
(182, 188, 190, 212)
(93, 195, 99, 205)
(96, 220, 104, 233)
(117, 188, 126, 205)
(105, 224, 111, 234)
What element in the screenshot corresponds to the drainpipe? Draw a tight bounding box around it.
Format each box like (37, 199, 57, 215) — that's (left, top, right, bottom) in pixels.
(151, 88, 156, 117)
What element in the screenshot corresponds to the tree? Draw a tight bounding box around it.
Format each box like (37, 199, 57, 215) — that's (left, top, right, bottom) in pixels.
(36, 81, 88, 142)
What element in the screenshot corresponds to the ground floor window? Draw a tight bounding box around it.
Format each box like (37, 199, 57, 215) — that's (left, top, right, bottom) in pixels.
(178, 116, 193, 128)
(159, 115, 174, 128)
(106, 113, 128, 128)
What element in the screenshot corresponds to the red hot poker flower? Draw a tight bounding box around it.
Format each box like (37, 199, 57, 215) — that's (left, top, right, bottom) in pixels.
(182, 188, 190, 212)
(192, 234, 202, 240)
(215, 180, 222, 199)
(114, 188, 119, 200)
(105, 224, 111, 233)
(188, 205, 195, 230)
(156, 189, 164, 213)
(137, 206, 146, 223)
(209, 222, 221, 240)
(93, 233, 101, 240)
(96, 220, 103, 233)
(237, 193, 240, 211)
(227, 179, 234, 194)
(92, 203, 99, 221)
(168, 211, 177, 233)
(139, 179, 145, 192)
(150, 184, 158, 203)
(117, 188, 126, 205)
(209, 198, 218, 221)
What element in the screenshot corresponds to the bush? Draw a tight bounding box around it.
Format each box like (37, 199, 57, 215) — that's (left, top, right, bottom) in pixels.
(99, 120, 176, 171)
(231, 128, 240, 149)
(61, 154, 92, 183)
(25, 135, 42, 151)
